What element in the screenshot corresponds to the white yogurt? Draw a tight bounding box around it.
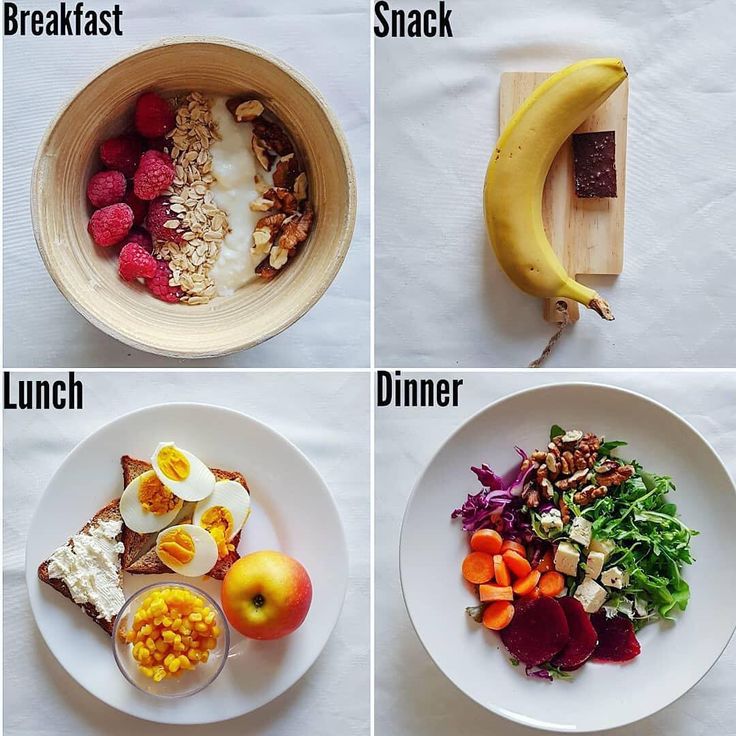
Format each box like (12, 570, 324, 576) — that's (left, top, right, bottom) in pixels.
(209, 96, 267, 295)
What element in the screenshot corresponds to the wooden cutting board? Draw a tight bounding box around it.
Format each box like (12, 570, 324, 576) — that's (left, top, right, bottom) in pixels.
(499, 72, 628, 322)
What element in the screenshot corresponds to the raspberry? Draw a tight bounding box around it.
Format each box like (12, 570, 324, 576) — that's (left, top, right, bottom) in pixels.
(119, 242, 157, 281)
(145, 197, 184, 243)
(87, 203, 134, 247)
(86, 170, 126, 209)
(133, 150, 175, 200)
(99, 135, 143, 178)
(134, 92, 175, 138)
(124, 187, 149, 225)
(124, 227, 153, 252)
(146, 259, 182, 303)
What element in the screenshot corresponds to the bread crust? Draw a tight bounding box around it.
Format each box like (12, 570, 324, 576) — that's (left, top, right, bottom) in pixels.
(37, 499, 124, 636)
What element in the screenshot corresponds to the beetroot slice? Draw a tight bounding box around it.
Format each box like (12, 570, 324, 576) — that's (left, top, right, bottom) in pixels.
(551, 597, 598, 671)
(500, 596, 570, 666)
(590, 611, 641, 662)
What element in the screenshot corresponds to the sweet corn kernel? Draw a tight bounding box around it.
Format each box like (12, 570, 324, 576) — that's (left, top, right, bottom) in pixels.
(118, 587, 220, 683)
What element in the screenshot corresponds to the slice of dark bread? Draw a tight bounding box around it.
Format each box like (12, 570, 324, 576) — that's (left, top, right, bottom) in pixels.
(121, 456, 248, 579)
(119, 455, 195, 568)
(37, 499, 124, 636)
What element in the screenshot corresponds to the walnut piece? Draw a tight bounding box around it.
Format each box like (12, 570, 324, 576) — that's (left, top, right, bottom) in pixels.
(278, 204, 314, 252)
(253, 120, 293, 156)
(573, 485, 608, 506)
(252, 213, 287, 256)
(272, 153, 299, 189)
(234, 99, 264, 122)
(252, 135, 274, 171)
(596, 464, 635, 488)
(249, 196, 274, 212)
(262, 187, 299, 214)
(293, 172, 308, 201)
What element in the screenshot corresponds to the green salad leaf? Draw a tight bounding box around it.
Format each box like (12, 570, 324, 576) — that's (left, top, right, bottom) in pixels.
(598, 439, 628, 456)
(549, 424, 566, 440)
(580, 461, 697, 622)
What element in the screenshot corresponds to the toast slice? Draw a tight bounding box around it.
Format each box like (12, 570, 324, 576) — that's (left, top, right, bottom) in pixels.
(119, 455, 195, 568)
(37, 499, 124, 636)
(121, 456, 248, 579)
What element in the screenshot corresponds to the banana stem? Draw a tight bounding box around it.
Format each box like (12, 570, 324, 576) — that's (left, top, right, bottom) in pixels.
(588, 296, 614, 321)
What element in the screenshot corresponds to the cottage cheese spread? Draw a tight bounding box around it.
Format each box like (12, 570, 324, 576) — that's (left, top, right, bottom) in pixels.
(47, 519, 125, 622)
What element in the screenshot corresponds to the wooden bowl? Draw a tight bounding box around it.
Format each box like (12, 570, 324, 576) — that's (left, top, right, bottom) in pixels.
(32, 37, 357, 359)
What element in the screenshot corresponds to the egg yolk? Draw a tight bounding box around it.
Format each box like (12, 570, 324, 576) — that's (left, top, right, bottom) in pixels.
(157, 446, 190, 482)
(200, 506, 235, 559)
(158, 529, 195, 567)
(138, 472, 179, 515)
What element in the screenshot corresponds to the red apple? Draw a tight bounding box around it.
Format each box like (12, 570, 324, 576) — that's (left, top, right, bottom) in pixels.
(221, 550, 312, 640)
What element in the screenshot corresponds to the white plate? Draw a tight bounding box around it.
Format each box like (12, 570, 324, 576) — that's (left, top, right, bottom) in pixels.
(26, 403, 348, 725)
(400, 383, 736, 732)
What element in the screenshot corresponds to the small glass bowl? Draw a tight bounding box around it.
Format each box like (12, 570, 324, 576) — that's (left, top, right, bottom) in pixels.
(112, 582, 230, 698)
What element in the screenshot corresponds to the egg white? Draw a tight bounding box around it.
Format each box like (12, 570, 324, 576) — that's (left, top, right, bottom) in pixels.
(193, 479, 251, 540)
(151, 442, 215, 502)
(155, 523, 219, 577)
(120, 470, 183, 533)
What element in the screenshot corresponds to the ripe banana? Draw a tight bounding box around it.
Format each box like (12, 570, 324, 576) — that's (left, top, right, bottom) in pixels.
(484, 58, 627, 320)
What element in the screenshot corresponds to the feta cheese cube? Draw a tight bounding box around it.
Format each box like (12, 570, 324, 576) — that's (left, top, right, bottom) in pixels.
(589, 538, 615, 561)
(585, 550, 605, 580)
(540, 508, 563, 534)
(601, 566, 628, 589)
(569, 517, 592, 547)
(554, 541, 580, 577)
(574, 578, 607, 613)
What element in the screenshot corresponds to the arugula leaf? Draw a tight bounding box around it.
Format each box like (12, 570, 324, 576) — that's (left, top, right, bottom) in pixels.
(584, 463, 697, 622)
(598, 440, 627, 456)
(550, 424, 566, 440)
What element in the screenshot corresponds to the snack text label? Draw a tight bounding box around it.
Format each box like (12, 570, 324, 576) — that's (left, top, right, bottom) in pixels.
(374, 1, 453, 38)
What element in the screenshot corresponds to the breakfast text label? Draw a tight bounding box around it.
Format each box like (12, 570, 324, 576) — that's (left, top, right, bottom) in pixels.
(377, 370, 463, 407)
(374, 1, 453, 38)
(4, 2, 123, 36)
(4, 371, 83, 410)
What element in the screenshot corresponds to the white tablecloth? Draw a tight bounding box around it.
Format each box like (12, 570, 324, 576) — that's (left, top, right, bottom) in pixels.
(3, 371, 369, 735)
(376, 371, 736, 735)
(3, 0, 369, 367)
(375, 0, 736, 367)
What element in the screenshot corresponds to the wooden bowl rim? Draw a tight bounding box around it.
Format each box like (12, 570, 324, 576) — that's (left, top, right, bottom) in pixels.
(30, 36, 357, 359)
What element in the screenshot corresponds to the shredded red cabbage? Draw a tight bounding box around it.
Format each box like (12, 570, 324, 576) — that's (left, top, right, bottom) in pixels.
(451, 449, 550, 564)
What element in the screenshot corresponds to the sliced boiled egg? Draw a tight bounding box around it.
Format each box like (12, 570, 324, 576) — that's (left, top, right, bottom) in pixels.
(120, 469, 183, 533)
(192, 479, 251, 557)
(151, 442, 215, 502)
(155, 524, 218, 577)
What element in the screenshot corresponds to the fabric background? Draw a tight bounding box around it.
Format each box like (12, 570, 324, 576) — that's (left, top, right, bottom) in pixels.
(3, 371, 369, 735)
(3, 0, 369, 368)
(376, 371, 736, 735)
(375, 0, 736, 367)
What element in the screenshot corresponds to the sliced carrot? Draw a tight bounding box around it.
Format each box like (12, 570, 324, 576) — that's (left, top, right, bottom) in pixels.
(521, 586, 541, 600)
(538, 570, 565, 597)
(493, 554, 511, 586)
(479, 584, 514, 602)
(512, 569, 541, 597)
(535, 549, 554, 573)
(470, 529, 503, 555)
(503, 550, 532, 578)
(501, 540, 526, 558)
(482, 601, 515, 631)
(462, 552, 494, 584)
